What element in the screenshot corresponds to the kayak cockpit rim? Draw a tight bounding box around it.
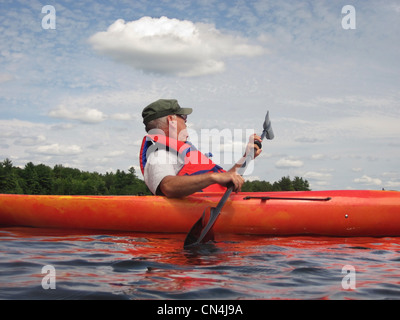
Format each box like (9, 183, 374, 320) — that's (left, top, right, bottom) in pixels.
(243, 196, 332, 202)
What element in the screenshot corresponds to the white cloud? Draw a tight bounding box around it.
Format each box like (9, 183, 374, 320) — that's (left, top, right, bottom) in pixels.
(14, 135, 46, 146)
(275, 158, 304, 169)
(49, 105, 106, 123)
(34, 144, 82, 156)
(353, 175, 382, 186)
(110, 113, 134, 121)
(304, 171, 332, 181)
(295, 137, 322, 143)
(385, 181, 400, 189)
(106, 150, 126, 157)
(89, 16, 266, 77)
(0, 73, 14, 83)
(311, 154, 325, 160)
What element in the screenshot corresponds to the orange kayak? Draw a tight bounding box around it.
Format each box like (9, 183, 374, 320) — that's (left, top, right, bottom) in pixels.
(1, 190, 400, 237)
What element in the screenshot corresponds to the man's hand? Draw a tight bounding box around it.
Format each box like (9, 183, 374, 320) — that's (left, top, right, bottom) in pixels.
(211, 171, 245, 193)
(245, 134, 262, 159)
(160, 171, 245, 197)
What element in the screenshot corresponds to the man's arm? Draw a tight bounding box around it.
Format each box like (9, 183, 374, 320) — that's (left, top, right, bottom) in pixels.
(157, 134, 262, 198)
(227, 133, 262, 173)
(160, 134, 262, 198)
(159, 171, 244, 198)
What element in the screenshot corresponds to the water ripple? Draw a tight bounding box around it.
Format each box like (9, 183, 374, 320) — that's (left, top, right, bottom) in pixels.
(1, 228, 400, 300)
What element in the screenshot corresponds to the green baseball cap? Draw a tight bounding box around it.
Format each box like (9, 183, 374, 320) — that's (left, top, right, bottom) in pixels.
(142, 99, 192, 125)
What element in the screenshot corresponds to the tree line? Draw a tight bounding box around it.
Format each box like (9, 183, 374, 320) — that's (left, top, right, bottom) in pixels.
(0, 159, 310, 195)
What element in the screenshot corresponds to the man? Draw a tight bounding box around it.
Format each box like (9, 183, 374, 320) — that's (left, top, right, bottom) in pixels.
(139, 99, 262, 198)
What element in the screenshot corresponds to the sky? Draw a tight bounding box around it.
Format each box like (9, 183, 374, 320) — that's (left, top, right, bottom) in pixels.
(1, 0, 399, 191)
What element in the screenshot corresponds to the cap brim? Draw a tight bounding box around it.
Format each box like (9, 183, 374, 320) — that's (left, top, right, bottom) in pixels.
(176, 108, 192, 115)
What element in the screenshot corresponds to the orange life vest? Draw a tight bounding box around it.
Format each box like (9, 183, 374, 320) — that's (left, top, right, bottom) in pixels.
(140, 135, 226, 192)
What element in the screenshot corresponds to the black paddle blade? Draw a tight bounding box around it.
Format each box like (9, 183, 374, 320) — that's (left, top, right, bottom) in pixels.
(183, 207, 215, 248)
(263, 111, 274, 140)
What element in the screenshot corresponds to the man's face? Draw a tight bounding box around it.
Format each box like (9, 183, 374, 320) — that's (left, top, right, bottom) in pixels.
(176, 114, 188, 141)
(167, 114, 188, 141)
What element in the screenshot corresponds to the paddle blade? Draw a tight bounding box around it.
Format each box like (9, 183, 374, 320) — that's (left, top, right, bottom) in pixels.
(183, 207, 215, 248)
(263, 111, 274, 140)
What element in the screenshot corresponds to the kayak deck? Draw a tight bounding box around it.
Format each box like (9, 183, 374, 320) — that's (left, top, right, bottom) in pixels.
(0, 190, 400, 237)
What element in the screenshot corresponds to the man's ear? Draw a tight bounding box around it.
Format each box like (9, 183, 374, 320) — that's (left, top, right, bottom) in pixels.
(167, 115, 177, 127)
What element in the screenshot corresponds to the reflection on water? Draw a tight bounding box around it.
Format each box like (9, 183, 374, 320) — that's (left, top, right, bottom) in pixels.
(1, 227, 400, 300)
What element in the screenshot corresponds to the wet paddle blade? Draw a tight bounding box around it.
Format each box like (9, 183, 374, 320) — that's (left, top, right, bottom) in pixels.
(183, 207, 215, 248)
(262, 111, 274, 140)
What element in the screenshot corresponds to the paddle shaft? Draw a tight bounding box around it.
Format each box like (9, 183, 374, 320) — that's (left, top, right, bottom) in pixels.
(192, 141, 263, 245)
(194, 187, 233, 244)
(184, 111, 274, 247)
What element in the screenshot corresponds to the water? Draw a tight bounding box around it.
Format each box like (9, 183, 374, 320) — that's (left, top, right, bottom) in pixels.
(1, 227, 400, 300)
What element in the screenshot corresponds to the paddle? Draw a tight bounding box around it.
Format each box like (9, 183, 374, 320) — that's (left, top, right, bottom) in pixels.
(183, 112, 275, 248)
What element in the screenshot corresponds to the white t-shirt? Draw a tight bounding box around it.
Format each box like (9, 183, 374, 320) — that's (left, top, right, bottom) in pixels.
(143, 149, 184, 195)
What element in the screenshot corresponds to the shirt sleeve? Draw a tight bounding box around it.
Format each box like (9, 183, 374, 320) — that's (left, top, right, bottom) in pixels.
(143, 149, 183, 195)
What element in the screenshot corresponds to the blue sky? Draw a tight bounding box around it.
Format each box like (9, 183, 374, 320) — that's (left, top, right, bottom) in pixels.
(1, 0, 399, 190)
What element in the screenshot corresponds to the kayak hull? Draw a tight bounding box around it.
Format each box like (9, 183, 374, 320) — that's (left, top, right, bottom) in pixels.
(1, 190, 400, 237)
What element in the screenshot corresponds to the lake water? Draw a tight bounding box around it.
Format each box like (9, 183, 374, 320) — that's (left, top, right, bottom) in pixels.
(1, 227, 400, 301)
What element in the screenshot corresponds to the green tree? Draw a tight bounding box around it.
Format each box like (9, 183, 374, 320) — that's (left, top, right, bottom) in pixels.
(243, 176, 311, 192)
(277, 176, 295, 191)
(35, 164, 54, 194)
(0, 159, 307, 195)
(0, 159, 23, 193)
(22, 162, 42, 194)
(292, 176, 310, 191)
